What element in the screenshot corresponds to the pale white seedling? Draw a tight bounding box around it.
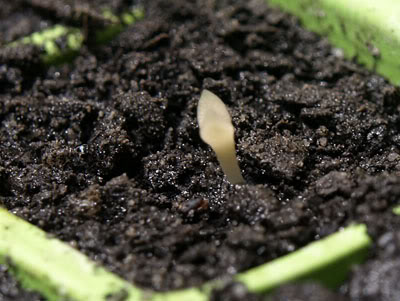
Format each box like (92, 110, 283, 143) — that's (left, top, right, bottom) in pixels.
(197, 89, 244, 184)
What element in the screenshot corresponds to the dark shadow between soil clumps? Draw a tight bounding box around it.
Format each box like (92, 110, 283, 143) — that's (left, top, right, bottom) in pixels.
(1, 0, 400, 300)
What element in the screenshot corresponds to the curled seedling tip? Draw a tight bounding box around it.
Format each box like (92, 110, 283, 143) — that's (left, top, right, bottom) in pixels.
(197, 89, 244, 184)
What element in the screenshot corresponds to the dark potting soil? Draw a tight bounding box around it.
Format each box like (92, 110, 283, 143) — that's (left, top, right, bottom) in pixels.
(210, 281, 350, 301)
(1, 0, 400, 300)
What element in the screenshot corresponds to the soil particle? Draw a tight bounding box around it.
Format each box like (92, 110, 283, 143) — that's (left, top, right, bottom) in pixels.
(0, 1, 45, 44)
(1, 0, 400, 299)
(210, 282, 263, 301)
(268, 283, 349, 301)
(210, 282, 349, 301)
(349, 259, 400, 301)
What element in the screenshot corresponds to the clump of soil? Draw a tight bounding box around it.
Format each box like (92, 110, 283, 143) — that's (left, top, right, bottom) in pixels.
(1, 0, 400, 300)
(210, 281, 350, 301)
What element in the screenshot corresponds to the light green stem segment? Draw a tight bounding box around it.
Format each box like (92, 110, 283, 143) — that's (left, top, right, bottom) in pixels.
(7, 7, 144, 64)
(0, 207, 371, 301)
(268, 0, 400, 85)
(0, 207, 144, 301)
(236, 223, 371, 292)
(393, 205, 400, 215)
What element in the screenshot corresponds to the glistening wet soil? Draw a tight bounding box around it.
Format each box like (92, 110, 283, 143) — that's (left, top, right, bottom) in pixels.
(1, 0, 400, 300)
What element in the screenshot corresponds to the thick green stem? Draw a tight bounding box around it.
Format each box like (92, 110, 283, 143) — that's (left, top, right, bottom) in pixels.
(0, 207, 371, 301)
(268, 0, 400, 85)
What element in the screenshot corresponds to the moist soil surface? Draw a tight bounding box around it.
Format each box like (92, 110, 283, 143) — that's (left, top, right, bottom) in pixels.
(1, 0, 400, 300)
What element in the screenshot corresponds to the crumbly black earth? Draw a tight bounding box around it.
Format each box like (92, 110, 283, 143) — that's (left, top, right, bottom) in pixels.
(210, 281, 350, 301)
(1, 0, 400, 300)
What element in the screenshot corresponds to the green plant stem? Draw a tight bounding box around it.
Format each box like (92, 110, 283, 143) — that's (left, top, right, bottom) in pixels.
(268, 0, 400, 85)
(236, 224, 371, 293)
(7, 7, 144, 64)
(0, 207, 144, 301)
(0, 207, 371, 301)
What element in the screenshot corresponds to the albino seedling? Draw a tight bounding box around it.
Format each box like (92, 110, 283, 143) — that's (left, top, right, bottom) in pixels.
(197, 89, 244, 184)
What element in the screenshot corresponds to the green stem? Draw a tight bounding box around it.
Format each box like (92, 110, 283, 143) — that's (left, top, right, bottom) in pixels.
(236, 224, 371, 292)
(6, 7, 144, 64)
(0, 207, 144, 301)
(268, 0, 400, 85)
(0, 207, 371, 301)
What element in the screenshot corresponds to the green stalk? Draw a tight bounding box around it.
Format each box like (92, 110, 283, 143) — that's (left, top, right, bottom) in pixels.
(0, 207, 371, 301)
(7, 7, 144, 64)
(0, 208, 144, 301)
(236, 224, 371, 292)
(268, 0, 400, 85)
